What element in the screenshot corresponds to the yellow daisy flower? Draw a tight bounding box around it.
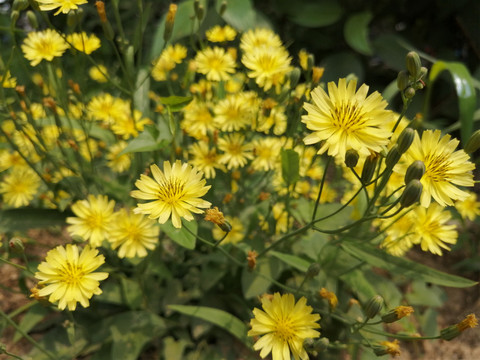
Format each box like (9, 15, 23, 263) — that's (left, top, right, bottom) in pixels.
(302, 78, 393, 160)
(240, 28, 283, 53)
(67, 32, 101, 54)
(188, 141, 225, 179)
(152, 44, 187, 81)
(400, 129, 475, 207)
(109, 209, 160, 258)
(36, 0, 88, 15)
(248, 293, 321, 360)
(87, 93, 130, 125)
(110, 109, 152, 139)
(455, 191, 480, 221)
(21, 29, 69, 66)
(205, 25, 237, 42)
(0, 71, 17, 88)
(106, 141, 132, 173)
(194, 47, 236, 81)
(250, 137, 283, 172)
(181, 99, 216, 139)
(214, 92, 257, 132)
(130, 161, 212, 228)
(34, 244, 108, 311)
(0, 167, 40, 208)
(66, 194, 116, 248)
(89, 65, 108, 83)
(218, 133, 253, 170)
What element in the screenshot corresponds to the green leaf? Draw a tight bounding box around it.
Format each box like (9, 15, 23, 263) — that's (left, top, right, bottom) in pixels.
(161, 220, 197, 249)
(242, 257, 284, 298)
(281, 149, 300, 185)
(159, 95, 193, 112)
(405, 281, 446, 307)
(429, 61, 477, 144)
(120, 129, 167, 155)
(134, 69, 150, 116)
(13, 303, 49, 343)
(344, 11, 373, 55)
(341, 242, 478, 288)
(216, 0, 259, 30)
(168, 305, 251, 346)
(320, 52, 365, 84)
(288, 0, 343, 28)
(340, 268, 377, 302)
(120, 276, 143, 309)
(0, 209, 66, 232)
(270, 251, 310, 272)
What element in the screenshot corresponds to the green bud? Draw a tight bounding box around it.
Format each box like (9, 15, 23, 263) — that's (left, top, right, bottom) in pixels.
(9, 237, 25, 254)
(372, 344, 390, 356)
(11, 10, 20, 24)
(219, 1, 228, 16)
(396, 128, 415, 154)
(306, 263, 321, 278)
(404, 160, 425, 184)
(364, 295, 384, 319)
(400, 179, 423, 208)
(307, 54, 315, 72)
(101, 21, 114, 41)
(361, 153, 379, 184)
(218, 220, 232, 233)
(396, 70, 410, 91)
(196, 4, 204, 21)
(67, 8, 84, 28)
(125, 45, 135, 78)
(385, 145, 401, 168)
(194, 0, 200, 13)
(310, 337, 329, 352)
(419, 66, 428, 80)
(27, 10, 38, 29)
(345, 149, 359, 168)
(404, 87, 416, 99)
(440, 325, 461, 341)
(406, 51, 422, 79)
(13, 0, 29, 11)
(464, 129, 480, 154)
(288, 67, 301, 88)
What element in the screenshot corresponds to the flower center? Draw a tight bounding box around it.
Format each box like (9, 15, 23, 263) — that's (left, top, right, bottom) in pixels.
(87, 211, 106, 229)
(157, 177, 185, 204)
(330, 102, 366, 132)
(424, 154, 451, 182)
(274, 318, 295, 342)
(60, 262, 85, 285)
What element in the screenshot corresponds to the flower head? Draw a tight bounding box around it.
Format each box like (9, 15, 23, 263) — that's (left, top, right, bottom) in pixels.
(130, 161, 211, 228)
(0, 167, 40, 208)
(34, 244, 108, 310)
(248, 293, 321, 360)
(66, 194, 116, 248)
(206, 25, 237, 42)
(218, 133, 253, 170)
(67, 32, 101, 54)
(302, 78, 393, 160)
(21, 29, 69, 66)
(194, 47, 236, 81)
(455, 191, 480, 221)
(36, 0, 88, 15)
(188, 141, 225, 179)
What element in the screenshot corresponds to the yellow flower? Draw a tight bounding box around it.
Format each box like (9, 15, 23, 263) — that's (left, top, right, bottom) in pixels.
(400, 129, 475, 207)
(181, 99, 216, 139)
(152, 44, 187, 81)
(212, 215, 244, 244)
(378, 339, 401, 357)
(130, 161, 211, 228)
(36, 0, 88, 15)
(0, 71, 17, 88)
(242, 45, 292, 91)
(21, 29, 69, 66)
(87, 93, 130, 125)
(205, 25, 237, 42)
(214, 92, 257, 131)
(0, 167, 40, 208)
(106, 141, 132, 173)
(302, 78, 393, 159)
(240, 28, 283, 53)
(379, 212, 415, 257)
(66, 194, 116, 248)
(194, 47, 236, 81)
(110, 109, 152, 139)
(250, 137, 283, 172)
(34, 244, 108, 311)
(188, 141, 225, 179)
(89, 65, 108, 83)
(67, 32, 101, 54)
(109, 209, 160, 258)
(218, 133, 253, 170)
(248, 293, 321, 360)
(319, 288, 338, 311)
(455, 191, 480, 221)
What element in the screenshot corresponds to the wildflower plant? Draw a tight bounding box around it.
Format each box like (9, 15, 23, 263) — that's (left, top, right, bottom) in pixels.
(0, 1, 478, 359)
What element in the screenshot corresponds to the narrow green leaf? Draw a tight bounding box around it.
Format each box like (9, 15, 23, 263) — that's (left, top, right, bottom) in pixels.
(161, 220, 197, 249)
(270, 251, 310, 272)
(168, 304, 251, 345)
(134, 69, 150, 115)
(159, 95, 193, 112)
(0, 209, 66, 232)
(344, 11, 373, 55)
(13, 303, 49, 343)
(281, 149, 300, 185)
(120, 129, 167, 155)
(429, 61, 477, 144)
(341, 242, 478, 288)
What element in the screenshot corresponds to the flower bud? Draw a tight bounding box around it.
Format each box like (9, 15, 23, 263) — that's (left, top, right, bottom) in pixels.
(396, 128, 415, 154)
(219, 0, 227, 15)
(95, 1, 107, 23)
(381, 305, 414, 323)
(67, 8, 83, 28)
(344, 149, 359, 168)
(10, 10, 20, 24)
(404, 87, 416, 99)
(288, 67, 301, 88)
(12, 0, 29, 11)
(396, 70, 410, 91)
(406, 51, 422, 79)
(404, 160, 425, 184)
(364, 295, 384, 319)
(464, 129, 480, 154)
(400, 179, 422, 208)
(9, 237, 25, 254)
(372, 340, 401, 357)
(307, 54, 315, 71)
(164, 4, 178, 43)
(312, 66, 324, 84)
(361, 153, 379, 184)
(385, 145, 401, 168)
(306, 263, 321, 278)
(440, 314, 478, 340)
(418, 66, 428, 80)
(196, 4, 204, 21)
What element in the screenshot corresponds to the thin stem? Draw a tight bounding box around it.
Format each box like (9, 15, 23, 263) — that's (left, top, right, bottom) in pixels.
(311, 156, 331, 222)
(361, 326, 440, 341)
(0, 256, 27, 272)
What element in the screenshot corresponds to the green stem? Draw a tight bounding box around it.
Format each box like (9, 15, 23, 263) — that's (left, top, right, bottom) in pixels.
(311, 156, 331, 222)
(361, 326, 440, 341)
(0, 256, 27, 272)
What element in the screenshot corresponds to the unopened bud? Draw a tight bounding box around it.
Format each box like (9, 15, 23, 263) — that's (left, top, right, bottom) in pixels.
(404, 87, 416, 99)
(307, 54, 315, 72)
(164, 3, 177, 43)
(247, 250, 258, 270)
(400, 179, 422, 208)
(464, 129, 480, 154)
(11, 10, 20, 24)
(418, 66, 428, 80)
(404, 160, 425, 184)
(385, 145, 402, 168)
(288, 67, 301, 88)
(345, 149, 359, 168)
(364, 295, 384, 319)
(381, 305, 414, 323)
(361, 153, 379, 184)
(406, 51, 422, 79)
(396, 70, 410, 91)
(441, 314, 478, 340)
(9, 237, 25, 254)
(312, 66, 324, 84)
(396, 127, 415, 154)
(306, 263, 321, 278)
(67, 8, 83, 28)
(12, 0, 29, 11)
(95, 1, 107, 23)
(219, 1, 227, 16)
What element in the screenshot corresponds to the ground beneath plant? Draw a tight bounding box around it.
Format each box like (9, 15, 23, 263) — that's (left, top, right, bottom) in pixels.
(1, 229, 479, 360)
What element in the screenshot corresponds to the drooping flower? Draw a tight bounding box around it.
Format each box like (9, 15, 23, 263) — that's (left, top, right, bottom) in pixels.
(21, 29, 69, 66)
(36, 0, 88, 15)
(194, 47, 236, 81)
(66, 194, 116, 248)
(130, 161, 211, 228)
(248, 293, 321, 360)
(212, 215, 244, 245)
(108, 209, 160, 258)
(0, 167, 40, 208)
(302, 78, 393, 160)
(399, 129, 475, 207)
(67, 32, 101, 54)
(34, 244, 108, 310)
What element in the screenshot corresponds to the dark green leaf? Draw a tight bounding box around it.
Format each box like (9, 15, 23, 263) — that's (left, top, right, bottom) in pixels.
(242, 257, 284, 298)
(168, 304, 251, 346)
(270, 251, 310, 272)
(288, 0, 343, 28)
(281, 149, 300, 185)
(13, 303, 49, 343)
(341, 242, 478, 288)
(320, 52, 364, 84)
(120, 129, 167, 155)
(161, 220, 197, 249)
(159, 95, 193, 112)
(134, 69, 150, 116)
(344, 11, 373, 55)
(0, 209, 66, 232)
